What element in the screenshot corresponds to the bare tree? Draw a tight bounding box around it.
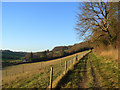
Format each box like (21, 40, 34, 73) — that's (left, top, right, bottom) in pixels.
(75, 1, 118, 42)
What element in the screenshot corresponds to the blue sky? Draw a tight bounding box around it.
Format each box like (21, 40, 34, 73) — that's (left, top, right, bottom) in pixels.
(2, 2, 82, 52)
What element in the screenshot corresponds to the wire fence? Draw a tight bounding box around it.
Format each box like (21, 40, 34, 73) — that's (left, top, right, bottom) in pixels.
(2, 51, 90, 88)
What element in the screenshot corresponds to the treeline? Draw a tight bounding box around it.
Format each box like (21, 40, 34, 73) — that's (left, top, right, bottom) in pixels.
(2, 41, 93, 67)
(25, 41, 93, 62)
(2, 50, 27, 60)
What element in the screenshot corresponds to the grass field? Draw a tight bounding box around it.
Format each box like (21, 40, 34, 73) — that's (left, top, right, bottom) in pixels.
(2, 50, 89, 88)
(56, 51, 119, 88)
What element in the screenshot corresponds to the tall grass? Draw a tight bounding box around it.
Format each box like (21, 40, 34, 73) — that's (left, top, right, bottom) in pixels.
(100, 49, 118, 61)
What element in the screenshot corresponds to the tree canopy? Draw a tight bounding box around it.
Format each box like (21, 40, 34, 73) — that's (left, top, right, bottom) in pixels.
(76, 2, 118, 46)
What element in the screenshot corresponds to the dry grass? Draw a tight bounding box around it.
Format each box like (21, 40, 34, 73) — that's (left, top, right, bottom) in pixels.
(2, 50, 89, 88)
(2, 51, 85, 78)
(100, 49, 118, 62)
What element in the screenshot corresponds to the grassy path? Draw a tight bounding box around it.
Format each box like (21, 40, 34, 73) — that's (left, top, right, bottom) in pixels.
(56, 51, 119, 88)
(56, 53, 89, 88)
(88, 54, 100, 88)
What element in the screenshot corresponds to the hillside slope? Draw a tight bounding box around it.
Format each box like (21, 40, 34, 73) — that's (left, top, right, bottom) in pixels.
(2, 50, 89, 88)
(2, 50, 27, 60)
(25, 41, 92, 62)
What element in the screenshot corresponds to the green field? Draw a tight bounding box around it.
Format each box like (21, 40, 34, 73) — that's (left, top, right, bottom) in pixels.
(2, 50, 89, 88)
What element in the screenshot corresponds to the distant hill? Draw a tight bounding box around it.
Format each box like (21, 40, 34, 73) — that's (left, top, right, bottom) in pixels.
(52, 41, 92, 53)
(1, 41, 93, 62)
(52, 46, 72, 51)
(2, 41, 93, 67)
(25, 41, 93, 62)
(2, 50, 27, 60)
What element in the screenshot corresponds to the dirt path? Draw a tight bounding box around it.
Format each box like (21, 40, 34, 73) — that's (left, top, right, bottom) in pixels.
(88, 55, 100, 88)
(55, 52, 100, 88)
(78, 55, 88, 88)
(56, 54, 89, 88)
(55, 51, 119, 88)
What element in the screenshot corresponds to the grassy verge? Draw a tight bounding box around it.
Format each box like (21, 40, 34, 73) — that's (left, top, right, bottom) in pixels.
(87, 51, 119, 88)
(56, 51, 119, 88)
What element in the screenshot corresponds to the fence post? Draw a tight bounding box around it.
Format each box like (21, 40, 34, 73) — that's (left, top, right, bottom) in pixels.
(23, 65, 24, 73)
(76, 55, 78, 61)
(68, 61, 69, 68)
(72, 59, 73, 65)
(65, 61, 67, 73)
(70, 60, 72, 67)
(50, 67, 53, 89)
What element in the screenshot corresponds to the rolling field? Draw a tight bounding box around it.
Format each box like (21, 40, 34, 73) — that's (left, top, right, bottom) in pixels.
(2, 50, 89, 88)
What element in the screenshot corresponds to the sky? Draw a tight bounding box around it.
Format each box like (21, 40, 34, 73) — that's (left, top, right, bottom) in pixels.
(2, 2, 82, 52)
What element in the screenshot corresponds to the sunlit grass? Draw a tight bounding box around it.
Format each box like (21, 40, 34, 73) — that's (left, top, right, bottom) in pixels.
(2, 50, 88, 88)
(55, 51, 119, 88)
(87, 51, 119, 88)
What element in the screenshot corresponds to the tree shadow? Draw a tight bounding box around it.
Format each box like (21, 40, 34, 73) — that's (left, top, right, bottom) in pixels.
(55, 54, 88, 89)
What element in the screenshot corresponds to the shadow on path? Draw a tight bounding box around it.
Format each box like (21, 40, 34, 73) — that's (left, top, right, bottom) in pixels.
(55, 54, 88, 88)
(89, 55, 100, 88)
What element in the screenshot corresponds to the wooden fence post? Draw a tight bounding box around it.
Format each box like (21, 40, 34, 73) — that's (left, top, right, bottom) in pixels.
(76, 55, 78, 61)
(72, 59, 73, 65)
(65, 61, 67, 73)
(50, 67, 53, 89)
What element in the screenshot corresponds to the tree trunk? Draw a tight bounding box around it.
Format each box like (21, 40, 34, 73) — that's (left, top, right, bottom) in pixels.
(107, 30, 112, 43)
